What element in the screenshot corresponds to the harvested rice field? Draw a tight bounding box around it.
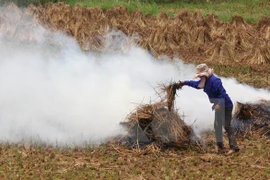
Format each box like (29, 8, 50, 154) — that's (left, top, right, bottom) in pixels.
(2, 2, 270, 88)
(0, 2, 269, 180)
(0, 136, 270, 179)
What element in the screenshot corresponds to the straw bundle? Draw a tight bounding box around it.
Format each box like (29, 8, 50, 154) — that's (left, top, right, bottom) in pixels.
(121, 102, 192, 148)
(232, 100, 270, 137)
(163, 83, 183, 111)
(120, 83, 190, 148)
(257, 16, 270, 33)
(2, 2, 270, 66)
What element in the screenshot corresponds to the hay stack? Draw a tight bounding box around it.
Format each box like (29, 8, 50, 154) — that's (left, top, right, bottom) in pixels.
(232, 100, 270, 137)
(121, 84, 191, 148)
(2, 2, 270, 66)
(121, 102, 192, 147)
(0, 3, 47, 42)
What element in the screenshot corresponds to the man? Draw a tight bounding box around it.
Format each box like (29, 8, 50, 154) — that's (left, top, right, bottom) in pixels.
(176, 64, 239, 154)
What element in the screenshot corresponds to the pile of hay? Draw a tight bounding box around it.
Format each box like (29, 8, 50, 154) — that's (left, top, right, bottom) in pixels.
(232, 100, 270, 137)
(120, 84, 192, 148)
(22, 2, 270, 66)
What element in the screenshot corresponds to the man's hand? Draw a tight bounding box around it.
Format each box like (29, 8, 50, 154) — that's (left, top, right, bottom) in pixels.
(214, 104, 220, 111)
(175, 81, 184, 89)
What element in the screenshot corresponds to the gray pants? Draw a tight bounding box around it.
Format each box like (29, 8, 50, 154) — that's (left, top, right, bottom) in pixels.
(214, 107, 239, 150)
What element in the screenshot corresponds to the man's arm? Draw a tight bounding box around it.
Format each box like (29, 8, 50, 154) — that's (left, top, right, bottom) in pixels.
(182, 80, 201, 89)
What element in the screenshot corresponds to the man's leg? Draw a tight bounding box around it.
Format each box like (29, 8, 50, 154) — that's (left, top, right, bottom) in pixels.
(214, 110, 223, 149)
(224, 108, 239, 151)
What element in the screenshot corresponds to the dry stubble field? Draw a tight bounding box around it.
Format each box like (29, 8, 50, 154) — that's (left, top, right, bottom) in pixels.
(0, 2, 270, 180)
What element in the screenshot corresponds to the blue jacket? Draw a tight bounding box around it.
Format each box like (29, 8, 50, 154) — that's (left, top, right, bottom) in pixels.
(184, 75, 233, 109)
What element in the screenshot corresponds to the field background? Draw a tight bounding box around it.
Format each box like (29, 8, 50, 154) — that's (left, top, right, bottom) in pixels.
(1, 137, 270, 179)
(3, 0, 270, 23)
(3, 0, 269, 89)
(0, 0, 270, 179)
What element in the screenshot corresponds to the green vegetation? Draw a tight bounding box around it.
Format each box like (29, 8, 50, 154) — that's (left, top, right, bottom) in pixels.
(68, 0, 270, 23)
(2, 0, 270, 23)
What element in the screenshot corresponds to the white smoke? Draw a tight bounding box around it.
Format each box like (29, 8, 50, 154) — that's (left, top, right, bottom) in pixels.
(0, 6, 269, 146)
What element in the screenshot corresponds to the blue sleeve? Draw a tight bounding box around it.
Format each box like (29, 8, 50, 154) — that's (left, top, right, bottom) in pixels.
(213, 79, 226, 104)
(184, 80, 201, 89)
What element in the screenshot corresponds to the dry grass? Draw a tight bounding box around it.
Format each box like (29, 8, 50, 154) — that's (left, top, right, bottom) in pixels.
(120, 84, 191, 148)
(0, 135, 269, 179)
(2, 3, 270, 66)
(233, 100, 270, 137)
(1, 3, 269, 89)
(163, 83, 179, 111)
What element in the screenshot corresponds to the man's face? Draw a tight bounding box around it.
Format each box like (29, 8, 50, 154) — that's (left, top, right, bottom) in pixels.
(196, 67, 202, 74)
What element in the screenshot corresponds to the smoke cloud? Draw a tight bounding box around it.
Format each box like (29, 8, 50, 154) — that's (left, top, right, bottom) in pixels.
(0, 6, 269, 146)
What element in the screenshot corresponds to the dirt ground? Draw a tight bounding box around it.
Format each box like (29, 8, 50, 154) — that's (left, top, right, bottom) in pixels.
(0, 135, 269, 179)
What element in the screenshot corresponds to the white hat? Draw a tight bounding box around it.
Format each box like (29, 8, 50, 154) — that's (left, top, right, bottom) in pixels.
(194, 64, 213, 79)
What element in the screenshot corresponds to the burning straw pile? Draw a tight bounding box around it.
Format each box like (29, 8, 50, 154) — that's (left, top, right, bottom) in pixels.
(232, 100, 270, 137)
(120, 84, 192, 148)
